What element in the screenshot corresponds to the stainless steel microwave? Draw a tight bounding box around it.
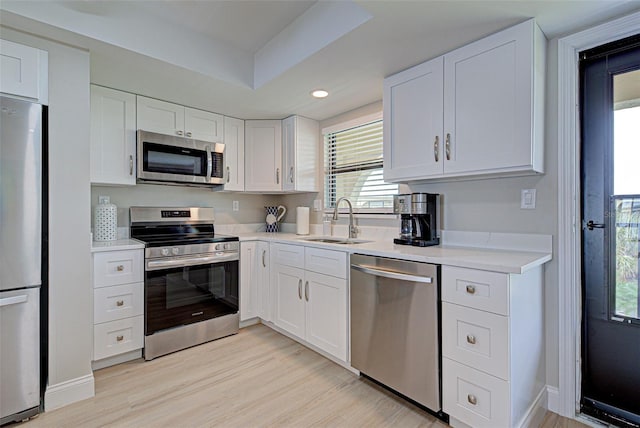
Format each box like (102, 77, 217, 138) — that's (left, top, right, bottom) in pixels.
(137, 130, 225, 186)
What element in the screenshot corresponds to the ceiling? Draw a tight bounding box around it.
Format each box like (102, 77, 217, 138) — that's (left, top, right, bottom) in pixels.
(1, 1, 639, 121)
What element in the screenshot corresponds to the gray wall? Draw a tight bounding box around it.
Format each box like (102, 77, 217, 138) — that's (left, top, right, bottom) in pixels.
(1, 27, 94, 403)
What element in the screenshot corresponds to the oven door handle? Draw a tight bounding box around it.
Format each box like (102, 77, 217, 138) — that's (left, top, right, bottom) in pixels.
(146, 253, 238, 271)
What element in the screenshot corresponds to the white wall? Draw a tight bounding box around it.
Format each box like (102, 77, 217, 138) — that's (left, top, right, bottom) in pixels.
(0, 27, 94, 408)
(91, 185, 281, 228)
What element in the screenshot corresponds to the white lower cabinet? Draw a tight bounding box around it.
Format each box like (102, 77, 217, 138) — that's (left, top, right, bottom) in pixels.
(92, 247, 144, 367)
(442, 265, 545, 428)
(270, 243, 347, 362)
(240, 241, 270, 322)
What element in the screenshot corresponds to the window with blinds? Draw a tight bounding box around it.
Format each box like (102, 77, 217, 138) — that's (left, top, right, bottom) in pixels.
(324, 119, 398, 213)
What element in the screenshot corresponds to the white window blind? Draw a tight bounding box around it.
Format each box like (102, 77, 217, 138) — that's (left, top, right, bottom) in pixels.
(324, 119, 398, 213)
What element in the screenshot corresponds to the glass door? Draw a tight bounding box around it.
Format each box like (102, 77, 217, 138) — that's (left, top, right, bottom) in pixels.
(580, 37, 640, 426)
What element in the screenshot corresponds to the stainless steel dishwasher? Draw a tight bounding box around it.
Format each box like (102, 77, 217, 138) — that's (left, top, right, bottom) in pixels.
(350, 254, 441, 413)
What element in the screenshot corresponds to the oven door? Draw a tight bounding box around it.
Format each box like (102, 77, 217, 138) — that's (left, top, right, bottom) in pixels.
(145, 259, 238, 335)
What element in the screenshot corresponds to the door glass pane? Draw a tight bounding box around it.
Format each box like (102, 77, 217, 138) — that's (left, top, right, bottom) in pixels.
(613, 70, 640, 320)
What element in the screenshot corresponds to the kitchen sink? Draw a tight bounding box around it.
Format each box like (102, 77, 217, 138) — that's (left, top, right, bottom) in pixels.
(301, 237, 372, 245)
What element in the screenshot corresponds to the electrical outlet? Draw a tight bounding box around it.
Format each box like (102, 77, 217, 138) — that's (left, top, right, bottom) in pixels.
(232, 200, 239, 212)
(313, 199, 322, 212)
(521, 189, 536, 209)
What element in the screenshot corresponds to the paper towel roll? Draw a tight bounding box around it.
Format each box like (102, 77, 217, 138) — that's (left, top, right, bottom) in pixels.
(296, 206, 310, 235)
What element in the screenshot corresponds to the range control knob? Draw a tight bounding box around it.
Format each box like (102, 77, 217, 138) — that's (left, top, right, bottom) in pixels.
(171, 247, 180, 255)
(215, 243, 222, 251)
(161, 248, 170, 256)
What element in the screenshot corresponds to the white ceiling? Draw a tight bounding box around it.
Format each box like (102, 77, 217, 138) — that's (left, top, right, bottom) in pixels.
(1, 0, 639, 121)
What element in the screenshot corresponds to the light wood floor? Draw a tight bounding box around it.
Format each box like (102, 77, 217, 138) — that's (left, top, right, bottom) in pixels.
(18, 324, 587, 428)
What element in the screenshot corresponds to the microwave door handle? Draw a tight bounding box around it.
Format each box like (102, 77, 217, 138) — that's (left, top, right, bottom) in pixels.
(206, 145, 213, 179)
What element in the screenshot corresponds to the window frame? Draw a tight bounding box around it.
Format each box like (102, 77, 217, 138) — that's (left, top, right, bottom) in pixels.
(322, 111, 397, 216)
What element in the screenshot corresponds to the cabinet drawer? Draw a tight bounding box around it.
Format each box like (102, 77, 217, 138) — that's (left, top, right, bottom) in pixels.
(94, 283, 143, 324)
(93, 250, 143, 288)
(442, 266, 509, 315)
(305, 247, 347, 279)
(443, 358, 509, 428)
(93, 315, 143, 361)
(271, 243, 305, 268)
(442, 302, 508, 380)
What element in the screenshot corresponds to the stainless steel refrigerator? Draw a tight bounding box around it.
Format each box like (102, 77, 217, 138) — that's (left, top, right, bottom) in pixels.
(0, 95, 43, 424)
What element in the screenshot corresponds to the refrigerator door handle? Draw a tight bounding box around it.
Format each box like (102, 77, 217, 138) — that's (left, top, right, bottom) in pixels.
(0, 294, 28, 307)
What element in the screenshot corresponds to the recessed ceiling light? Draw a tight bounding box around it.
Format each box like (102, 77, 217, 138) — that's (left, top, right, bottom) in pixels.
(311, 89, 329, 98)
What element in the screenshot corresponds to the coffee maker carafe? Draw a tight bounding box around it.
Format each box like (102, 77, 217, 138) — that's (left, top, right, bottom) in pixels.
(393, 193, 440, 247)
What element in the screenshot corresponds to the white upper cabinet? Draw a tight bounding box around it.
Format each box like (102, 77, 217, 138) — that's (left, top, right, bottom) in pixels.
(223, 116, 245, 191)
(282, 115, 319, 192)
(246, 116, 319, 193)
(0, 39, 48, 104)
(90, 85, 137, 186)
(383, 19, 545, 183)
(136, 96, 223, 142)
(245, 120, 282, 192)
(383, 56, 444, 181)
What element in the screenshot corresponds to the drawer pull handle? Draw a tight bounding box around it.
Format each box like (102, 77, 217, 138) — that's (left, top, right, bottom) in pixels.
(465, 285, 476, 294)
(116, 300, 124, 307)
(116, 335, 124, 342)
(466, 334, 476, 345)
(467, 394, 477, 405)
(116, 265, 124, 272)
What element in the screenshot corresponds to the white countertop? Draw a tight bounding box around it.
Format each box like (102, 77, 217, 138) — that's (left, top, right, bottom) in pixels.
(236, 232, 551, 274)
(91, 238, 145, 253)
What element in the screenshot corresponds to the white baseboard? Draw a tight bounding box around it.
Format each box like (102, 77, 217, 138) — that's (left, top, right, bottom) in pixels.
(44, 373, 95, 411)
(521, 386, 548, 428)
(547, 385, 560, 414)
(92, 350, 142, 371)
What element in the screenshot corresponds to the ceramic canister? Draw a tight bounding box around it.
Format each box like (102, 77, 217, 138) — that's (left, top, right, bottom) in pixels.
(94, 196, 117, 241)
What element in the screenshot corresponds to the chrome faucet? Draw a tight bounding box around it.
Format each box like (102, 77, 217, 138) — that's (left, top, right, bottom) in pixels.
(332, 197, 358, 239)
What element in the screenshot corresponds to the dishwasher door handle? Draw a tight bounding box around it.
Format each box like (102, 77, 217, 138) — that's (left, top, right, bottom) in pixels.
(351, 264, 433, 284)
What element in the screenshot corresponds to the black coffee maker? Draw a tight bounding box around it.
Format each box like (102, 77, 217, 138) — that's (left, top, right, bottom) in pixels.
(393, 193, 440, 247)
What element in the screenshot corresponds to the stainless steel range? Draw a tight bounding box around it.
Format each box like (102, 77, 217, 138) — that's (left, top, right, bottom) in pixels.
(130, 207, 239, 360)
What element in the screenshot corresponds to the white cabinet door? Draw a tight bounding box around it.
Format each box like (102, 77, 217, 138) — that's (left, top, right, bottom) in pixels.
(245, 120, 282, 192)
(0, 39, 47, 103)
(257, 241, 270, 321)
(240, 242, 259, 322)
(184, 107, 223, 142)
(272, 263, 305, 339)
(383, 56, 444, 182)
(90, 85, 137, 186)
(443, 19, 542, 175)
(282, 115, 319, 192)
(304, 271, 347, 361)
(136, 95, 185, 137)
(223, 116, 245, 191)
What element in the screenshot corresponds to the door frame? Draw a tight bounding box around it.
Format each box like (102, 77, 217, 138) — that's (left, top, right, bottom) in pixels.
(557, 10, 640, 419)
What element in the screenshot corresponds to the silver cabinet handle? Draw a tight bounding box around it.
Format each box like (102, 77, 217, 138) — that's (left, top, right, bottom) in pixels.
(116, 265, 124, 272)
(351, 264, 433, 284)
(186, 131, 192, 137)
(129, 155, 134, 175)
(116, 335, 124, 342)
(116, 300, 124, 307)
(0, 294, 28, 307)
(226, 166, 230, 183)
(298, 279, 302, 299)
(445, 133, 451, 160)
(305, 281, 309, 301)
(289, 166, 294, 183)
(176, 130, 183, 136)
(466, 285, 476, 294)
(434, 136, 439, 162)
(276, 168, 280, 184)
(262, 250, 266, 268)
(467, 394, 477, 405)
(466, 334, 476, 345)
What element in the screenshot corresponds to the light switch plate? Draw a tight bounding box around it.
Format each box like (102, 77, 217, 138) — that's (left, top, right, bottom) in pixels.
(313, 199, 322, 212)
(521, 189, 536, 209)
(232, 200, 239, 212)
